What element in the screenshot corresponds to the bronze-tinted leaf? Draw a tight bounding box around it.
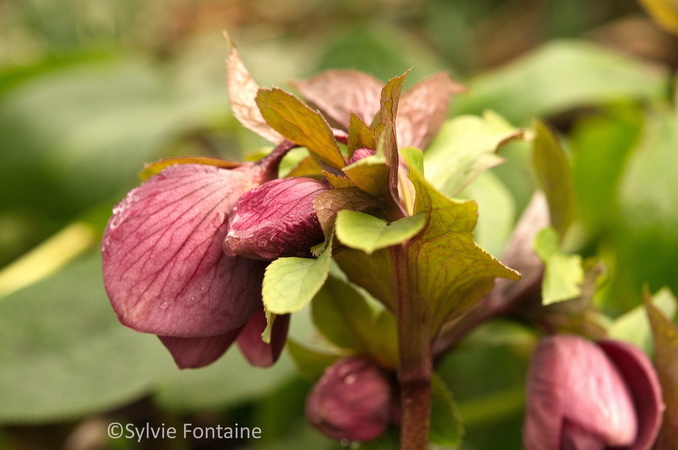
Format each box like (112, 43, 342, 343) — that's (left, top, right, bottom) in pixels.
(256, 88, 345, 169)
(226, 38, 284, 143)
(397, 72, 464, 149)
(290, 70, 383, 128)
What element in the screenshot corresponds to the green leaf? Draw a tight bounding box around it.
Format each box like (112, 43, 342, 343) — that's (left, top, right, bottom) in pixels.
(0, 56, 228, 220)
(459, 171, 516, 257)
(533, 227, 584, 304)
(570, 103, 643, 232)
(335, 210, 426, 254)
(645, 289, 678, 447)
(342, 154, 391, 198)
(607, 108, 678, 309)
(453, 40, 666, 125)
(531, 120, 576, 237)
(262, 239, 333, 314)
(285, 339, 341, 381)
(406, 157, 521, 332)
(311, 276, 376, 350)
(609, 287, 677, 354)
(334, 248, 397, 311)
(429, 374, 463, 447)
(0, 253, 173, 424)
(311, 276, 398, 367)
(255, 88, 345, 169)
(424, 111, 523, 196)
(348, 112, 376, 155)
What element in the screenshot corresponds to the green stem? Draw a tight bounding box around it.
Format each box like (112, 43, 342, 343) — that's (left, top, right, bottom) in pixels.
(391, 245, 432, 450)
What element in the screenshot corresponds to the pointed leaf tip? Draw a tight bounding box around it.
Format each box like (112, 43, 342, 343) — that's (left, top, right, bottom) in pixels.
(226, 42, 284, 144)
(256, 88, 345, 169)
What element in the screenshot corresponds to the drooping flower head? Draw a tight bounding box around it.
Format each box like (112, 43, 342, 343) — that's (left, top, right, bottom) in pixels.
(102, 38, 465, 370)
(524, 334, 664, 450)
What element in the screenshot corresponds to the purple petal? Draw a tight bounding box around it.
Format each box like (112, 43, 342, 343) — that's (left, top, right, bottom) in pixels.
(223, 177, 328, 260)
(237, 308, 290, 368)
(102, 163, 268, 337)
(290, 70, 383, 129)
(306, 357, 392, 442)
(396, 72, 464, 149)
(159, 329, 241, 369)
(599, 340, 665, 450)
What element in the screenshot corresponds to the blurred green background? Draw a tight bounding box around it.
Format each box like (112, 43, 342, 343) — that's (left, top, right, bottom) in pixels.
(1, 0, 677, 448)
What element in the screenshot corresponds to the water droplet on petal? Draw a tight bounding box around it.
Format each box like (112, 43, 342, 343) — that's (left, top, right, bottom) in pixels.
(159, 301, 169, 310)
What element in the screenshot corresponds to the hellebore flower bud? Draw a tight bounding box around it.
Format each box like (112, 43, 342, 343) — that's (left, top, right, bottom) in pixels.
(306, 357, 393, 442)
(348, 147, 375, 165)
(524, 334, 664, 450)
(223, 177, 328, 260)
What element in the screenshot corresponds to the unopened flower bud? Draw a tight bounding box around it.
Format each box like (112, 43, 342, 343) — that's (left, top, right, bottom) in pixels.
(306, 357, 393, 442)
(524, 334, 664, 450)
(348, 148, 375, 165)
(223, 177, 328, 260)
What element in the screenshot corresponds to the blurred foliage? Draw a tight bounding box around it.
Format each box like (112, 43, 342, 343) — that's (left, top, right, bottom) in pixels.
(1, 0, 678, 448)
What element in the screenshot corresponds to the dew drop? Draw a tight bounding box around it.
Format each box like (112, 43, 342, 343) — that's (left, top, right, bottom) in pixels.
(159, 301, 169, 310)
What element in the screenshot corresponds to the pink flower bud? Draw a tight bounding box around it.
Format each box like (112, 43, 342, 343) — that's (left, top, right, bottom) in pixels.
(223, 177, 328, 260)
(524, 334, 664, 450)
(348, 148, 375, 165)
(306, 357, 393, 442)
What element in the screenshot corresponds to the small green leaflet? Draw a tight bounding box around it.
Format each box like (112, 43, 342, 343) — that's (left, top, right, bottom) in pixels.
(533, 226, 584, 304)
(262, 237, 333, 314)
(335, 210, 427, 254)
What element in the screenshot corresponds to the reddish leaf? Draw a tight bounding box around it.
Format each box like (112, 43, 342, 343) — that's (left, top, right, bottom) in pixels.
(290, 70, 383, 128)
(397, 72, 464, 149)
(374, 72, 408, 206)
(226, 38, 284, 144)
